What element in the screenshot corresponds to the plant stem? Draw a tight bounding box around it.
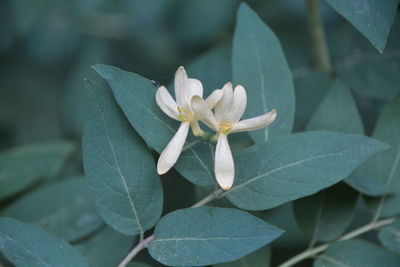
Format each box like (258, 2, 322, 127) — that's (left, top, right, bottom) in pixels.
(306, 0, 334, 74)
(278, 216, 396, 267)
(118, 188, 223, 267)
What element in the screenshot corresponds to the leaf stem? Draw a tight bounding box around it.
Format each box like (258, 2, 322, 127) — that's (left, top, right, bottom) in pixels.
(306, 0, 334, 74)
(118, 188, 223, 267)
(278, 216, 396, 267)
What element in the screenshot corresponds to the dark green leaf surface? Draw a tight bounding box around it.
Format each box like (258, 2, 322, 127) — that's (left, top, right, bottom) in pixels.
(82, 80, 163, 236)
(148, 207, 283, 266)
(0, 141, 74, 201)
(314, 239, 400, 267)
(2, 177, 102, 242)
(0, 217, 88, 267)
(347, 94, 400, 195)
(325, 0, 399, 52)
(306, 80, 364, 134)
(294, 183, 358, 242)
(225, 131, 387, 210)
(379, 219, 400, 255)
(215, 245, 271, 267)
(76, 226, 135, 267)
(364, 194, 400, 218)
(93, 64, 215, 186)
(232, 3, 295, 143)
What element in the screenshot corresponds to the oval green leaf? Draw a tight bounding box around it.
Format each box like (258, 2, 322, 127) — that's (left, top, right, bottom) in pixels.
(82, 80, 163, 236)
(0, 217, 88, 267)
(148, 207, 283, 266)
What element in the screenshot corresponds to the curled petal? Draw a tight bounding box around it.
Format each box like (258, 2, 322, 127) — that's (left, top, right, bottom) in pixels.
(215, 134, 234, 190)
(174, 66, 188, 106)
(155, 86, 179, 120)
(226, 85, 247, 123)
(205, 89, 223, 109)
(215, 82, 233, 123)
(191, 96, 218, 131)
(188, 78, 204, 101)
(231, 109, 277, 133)
(157, 122, 189, 175)
(190, 120, 203, 136)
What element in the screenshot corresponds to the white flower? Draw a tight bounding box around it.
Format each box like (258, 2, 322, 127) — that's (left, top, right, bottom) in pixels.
(155, 66, 223, 175)
(192, 82, 277, 190)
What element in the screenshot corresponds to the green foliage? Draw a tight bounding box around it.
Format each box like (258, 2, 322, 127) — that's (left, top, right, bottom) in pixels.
(0, 217, 88, 267)
(82, 80, 163, 236)
(0, 141, 74, 201)
(378, 219, 400, 255)
(148, 207, 282, 266)
(225, 131, 386, 210)
(314, 239, 400, 266)
(216, 245, 271, 267)
(1, 177, 102, 242)
(325, 0, 399, 52)
(232, 3, 295, 143)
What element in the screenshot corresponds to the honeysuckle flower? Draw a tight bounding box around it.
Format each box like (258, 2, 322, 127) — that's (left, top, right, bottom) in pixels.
(192, 82, 277, 190)
(155, 66, 223, 175)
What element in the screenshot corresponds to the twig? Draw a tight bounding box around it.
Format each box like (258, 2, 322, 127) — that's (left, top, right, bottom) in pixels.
(118, 188, 223, 267)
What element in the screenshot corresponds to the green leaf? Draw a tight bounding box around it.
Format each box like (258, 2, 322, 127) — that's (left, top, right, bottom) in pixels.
(306, 80, 364, 134)
(75, 226, 136, 267)
(294, 183, 358, 242)
(232, 3, 295, 143)
(364, 194, 400, 218)
(82, 80, 163, 236)
(331, 20, 400, 100)
(93, 64, 215, 186)
(0, 217, 88, 267)
(148, 207, 283, 266)
(0, 141, 74, 201)
(225, 131, 387, 210)
(347, 94, 400, 195)
(314, 239, 400, 267)
(378, 219, 400, 255)
(2, 177, 102, 242)
(215, 245, 271, 267)
(325, 0, 399, 52)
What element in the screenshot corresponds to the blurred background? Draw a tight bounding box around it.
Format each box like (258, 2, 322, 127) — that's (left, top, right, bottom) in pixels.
(0, 0, 399, 266)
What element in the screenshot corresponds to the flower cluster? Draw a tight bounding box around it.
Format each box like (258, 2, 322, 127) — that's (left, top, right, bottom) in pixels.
(155, 66, 277, 190)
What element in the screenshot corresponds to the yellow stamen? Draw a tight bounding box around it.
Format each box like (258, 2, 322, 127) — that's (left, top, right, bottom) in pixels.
(218, 123, 233, 135)
(177, 106, 193, 122)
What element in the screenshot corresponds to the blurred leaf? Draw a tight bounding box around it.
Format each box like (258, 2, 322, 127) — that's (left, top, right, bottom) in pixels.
(148, 207, 283, 266)
(93, 64, 215, 186)
(225, 131, 387, 210)
(306, 80, 364, 134)
(331, 20, 400, 100)
(82, 80, 163, 236)
(325, 0, 399, 52)
(0, 141, 74, 201)
(378, 219, 400, 255)
(232, 3, 295, 143)
(347, 94, 400, 195)
(215, 245, 271, 267)
(294, 183, 358, 242)
(364, 194, 400, 218)
(314, 239, 400, 266)
(293, 71, 331, 131)
(76, 226, 135, 267)
(187, 42, 231, 94)
(0, 217, 88, 267)
(176, 0, 239, 44)
(2, 177, 102, 242)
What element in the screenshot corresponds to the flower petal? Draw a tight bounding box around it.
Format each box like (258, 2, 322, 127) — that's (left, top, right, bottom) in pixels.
(191, 96, 218, 131)
(205, 89, 223, 109)
(188, 78, 203, 101)
(214, 134, 234, 190)
(230, 109, 277, 133)
(155, 86, 179, 120)
(227, 85, 247, 123)
(157, 122, 189, 175)
(214, 82, 233, 123)
(174, 66, 188, 106)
